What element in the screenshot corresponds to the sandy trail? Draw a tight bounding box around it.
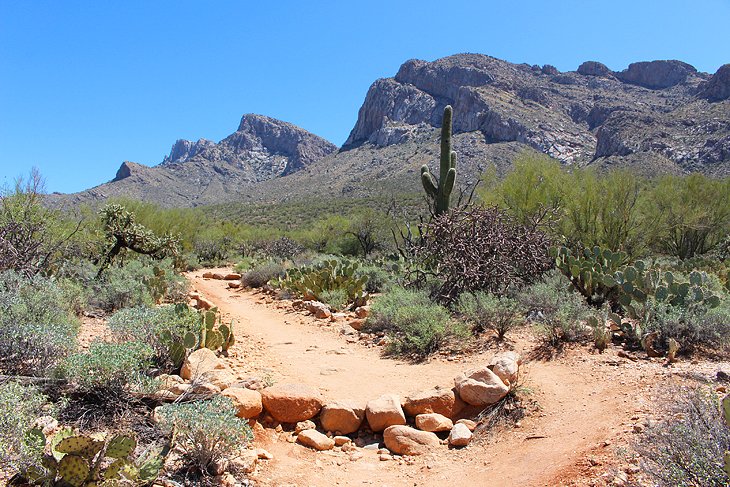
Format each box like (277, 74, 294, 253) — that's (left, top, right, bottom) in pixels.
(187, 268, 709, 487)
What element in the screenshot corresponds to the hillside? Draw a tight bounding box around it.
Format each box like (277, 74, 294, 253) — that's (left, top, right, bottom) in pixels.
(50, 54, 730, 208)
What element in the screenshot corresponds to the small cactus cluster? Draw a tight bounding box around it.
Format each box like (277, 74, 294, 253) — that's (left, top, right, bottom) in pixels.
(552, 246, 629, 305)
(421, 105, 457, 216)
(20, 427, 163, 486)
(163, 307, 236, 368)
(272, 258, 368, 308)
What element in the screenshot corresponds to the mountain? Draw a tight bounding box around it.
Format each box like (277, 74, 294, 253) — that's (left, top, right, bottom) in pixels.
(51, 54, 730, 208)
(50, 114, 337, 207)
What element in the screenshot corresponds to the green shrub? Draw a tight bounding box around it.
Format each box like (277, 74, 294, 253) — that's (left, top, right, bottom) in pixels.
(320, 288, 349, 311)
(157, 396, 253, 474)
(241, 260, 286, 288)
(457, 292, 522, 339)
(637, 387, 730, 486)
(643, 299, 730, 353)
(519, 270, 593, 346)
(107, 304, 200, 371)
(59, 341, 154, 394)
(0, 382, 53, 476)
(0, 271, 79, 376)
(356, 263, 396, 293)
(366, 287, 461, 358)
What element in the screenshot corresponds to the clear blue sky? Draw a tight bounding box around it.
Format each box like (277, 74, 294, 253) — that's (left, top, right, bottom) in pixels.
(1, 0, 728, 193)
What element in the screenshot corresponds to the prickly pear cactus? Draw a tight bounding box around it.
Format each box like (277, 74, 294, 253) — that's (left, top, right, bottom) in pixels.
(58, 454, 89, 487)
(105, 435, 136, 459)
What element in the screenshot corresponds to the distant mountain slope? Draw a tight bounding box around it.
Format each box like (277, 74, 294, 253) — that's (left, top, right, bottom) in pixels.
(51, 54, 730, 209)
(49, 114, 337, 207)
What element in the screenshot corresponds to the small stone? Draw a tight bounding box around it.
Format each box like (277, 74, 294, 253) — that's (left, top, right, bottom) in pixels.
(255, 448, 274, 460)
(295, 420, 316, 434)
(379, 453, 392, 461)
(448, 423, 473, 447)
(455, 419, 477, 431)
(230, 451, 258, 474)
(298, 429, 335, 451)
(349, 451, 364, 461)
(334, 436, 351, 446)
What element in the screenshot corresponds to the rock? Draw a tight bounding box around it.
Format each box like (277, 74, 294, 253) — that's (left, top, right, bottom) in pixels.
(227, 281, 241, 289)
(354, 306, 370, 318)
(224, 273, 242, 280)
(616, 60, 697, 89)
(221, 387, 263, 419)
(194, 296, 215, 310)
(320, 400, 366, 434)
(454, 366, 510, 407)
(448, 423, 473, 447)
(383, 425, 440, 455)
(230, 451, 258, 474)
(189, 382, 221, 395)
(541, 64, 559, 76)
(488, 351, 521, 387)
(168, 383, 191, 395)
(456, 419, 477, 431)
(260, 383, 323, 423)
(297, 429, 335, 451)
(348, 319, 366, 331)
(295, 420, 316, 433)
(403, 387, 464, 418)
(255, 448, 274, 460)
(334, 436, 351, 446)
(366, 394, 406, 432)
(200, 368, 236, 390)
(577, 61, 613, 77)
(180, 348, 228, 381)
(202, 272, 215, 279)
(306, 301, 332, 319)
(212, 473, 237, 487)
(699, 64, 730, 101)
(415, 413, 453, 432)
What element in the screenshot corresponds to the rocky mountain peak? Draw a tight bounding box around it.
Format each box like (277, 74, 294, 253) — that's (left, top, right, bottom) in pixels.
(699, 64, 730, 101)
(615, 60, 699, 89)
(112, 161, 149, 182)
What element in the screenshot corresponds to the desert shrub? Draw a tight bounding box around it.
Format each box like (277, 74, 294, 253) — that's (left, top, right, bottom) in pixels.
(108, 304, 200, 370)
(319, 288, 349, 311)
(643, 299, 730, 353)
(637, 387, 730, 487)
(0, 382, 53, 475)
(93, 260, 155, 311)
(356, 263, 397, 293)
(59, 341, 154, 394)
(241, 260, 286, 288)
(261, 236, 305, 260)
(366, 287, 461, 358)
(457, 291, 523, 339)
(157, 396, 253, 474)
(0, 271, 79, 376)
(193, 237, 229, 265)
(519, 270, 593, 346)
(409, 205, 552, 304)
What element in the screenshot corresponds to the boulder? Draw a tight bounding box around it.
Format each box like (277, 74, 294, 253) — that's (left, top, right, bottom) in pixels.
(157, 374, 184, 389)
(383, 425, 440, 455)
(202, 272, 215, 279)
(577, 61, 613, 77)
(224, 273, 242, 280)
(616, 60, 697, 89)
(320, 400, 366, 434)
(448, 423, 473, 447)
(295, 420, 316, 434)
(454, 366, 510, 407)
(227, 281, 241, 289)
(221, 387, 263, 419)
(415, 413, 453, 432)
(200, 368, 236, 390)
(456, 419, 477, 431)
(366, 394, 406, 432)
(260, 383, 323, 423)
(348, 319, 366, 331)
(306, 301, 332, 319)
(181, 348, 228, 381)
(354, 306, 370, 318)
(297, 429, 335, 451)
(403, 387, 464, 418)
(488, 351, 521, 387)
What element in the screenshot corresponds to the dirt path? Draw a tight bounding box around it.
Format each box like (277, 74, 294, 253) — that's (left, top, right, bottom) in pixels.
(188, 268, 727, 487)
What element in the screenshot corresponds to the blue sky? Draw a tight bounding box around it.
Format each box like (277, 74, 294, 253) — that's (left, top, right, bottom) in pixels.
(1, 0, 728, 193)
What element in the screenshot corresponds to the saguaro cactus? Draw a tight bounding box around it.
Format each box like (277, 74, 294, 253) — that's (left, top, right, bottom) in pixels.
(421, 105, 457, 216)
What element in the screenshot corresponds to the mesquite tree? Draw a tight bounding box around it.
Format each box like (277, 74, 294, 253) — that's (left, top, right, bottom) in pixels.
(97, 204, 179, 277)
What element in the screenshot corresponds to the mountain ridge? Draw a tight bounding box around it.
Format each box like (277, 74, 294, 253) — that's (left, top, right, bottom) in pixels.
(49, 53, 730, 208)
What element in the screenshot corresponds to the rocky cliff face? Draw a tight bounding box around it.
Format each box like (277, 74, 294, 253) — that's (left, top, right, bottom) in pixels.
(343, 54, 729, 175)
(55, 114, 337, 208)
(52, 53, 729, 209)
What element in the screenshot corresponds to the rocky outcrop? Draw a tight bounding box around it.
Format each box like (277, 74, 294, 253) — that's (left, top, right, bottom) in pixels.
(699, 64, 730, 102)
(163, 138, 216, 164)
(616, 60, 697, 89)
(577, 61, 613, 77)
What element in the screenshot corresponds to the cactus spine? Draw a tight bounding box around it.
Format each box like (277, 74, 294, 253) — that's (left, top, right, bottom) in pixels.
(421, 105, 457, 216)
